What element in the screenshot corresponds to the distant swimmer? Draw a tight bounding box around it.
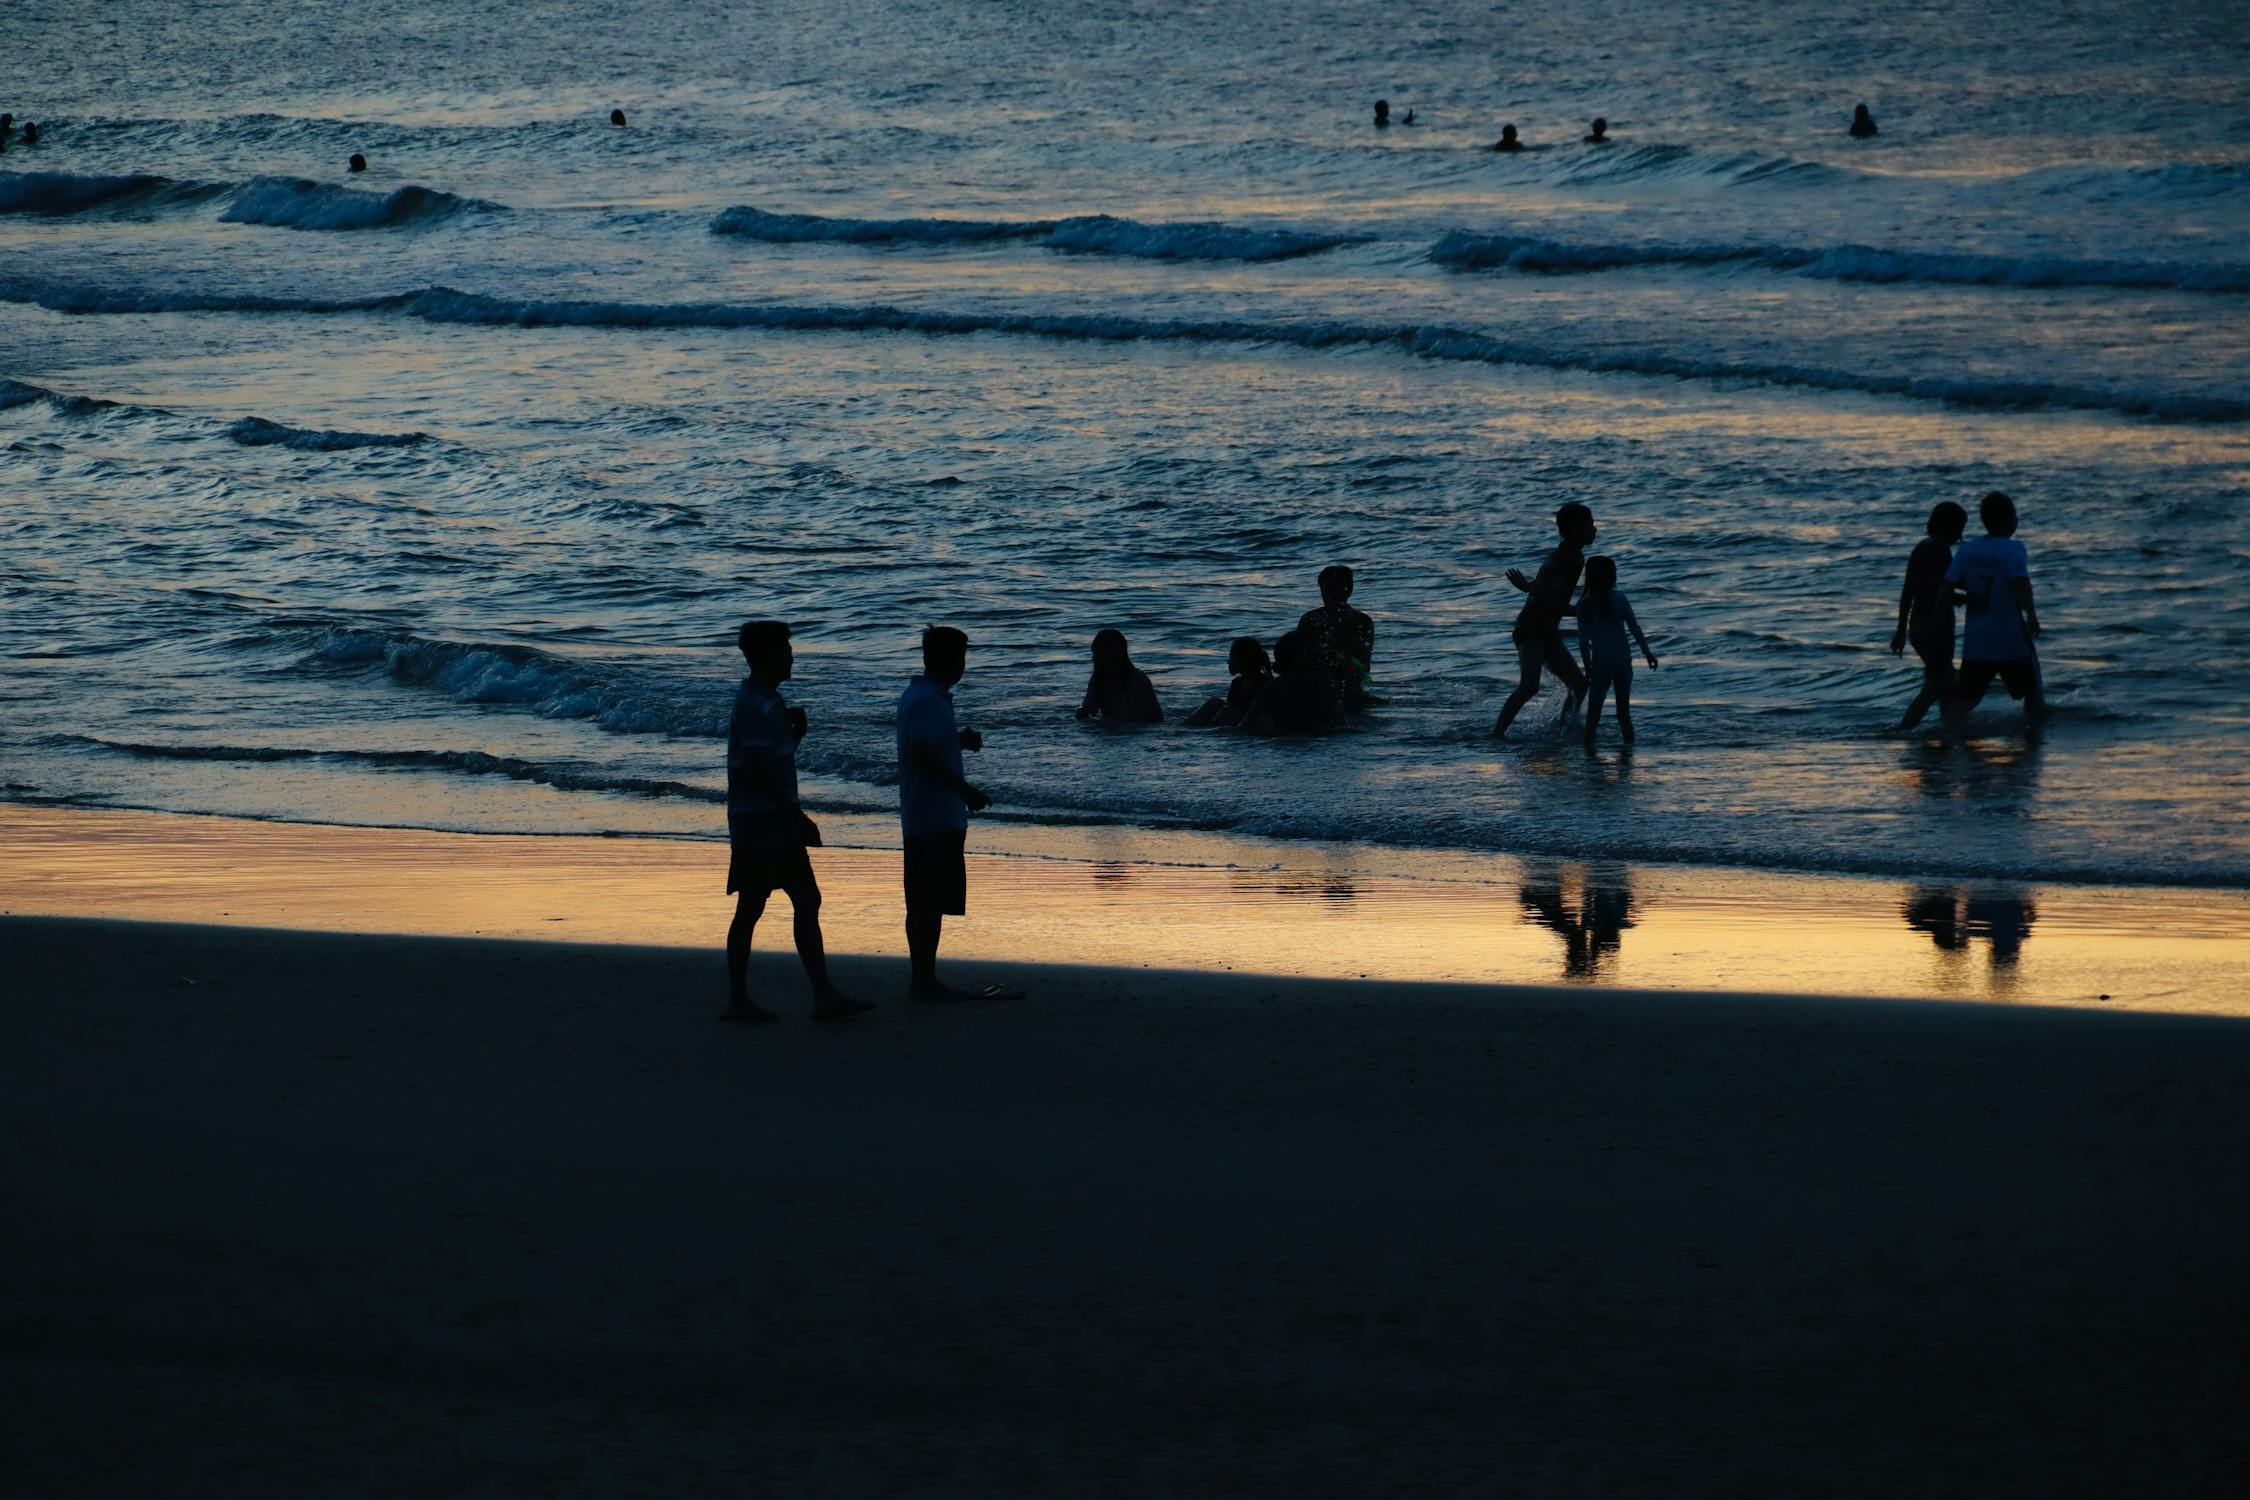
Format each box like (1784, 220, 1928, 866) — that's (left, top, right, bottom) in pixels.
(1493, 123, 1523, 152)
(19, 123, 37, 146)
(0, 114, 12, 139)
(1583, 117, 1610, 145)
(1374, 99, 1391, 128)
(1850, 103, 1878, 139)
(348, 152, 367, 173)
(610, 108, 627, 127)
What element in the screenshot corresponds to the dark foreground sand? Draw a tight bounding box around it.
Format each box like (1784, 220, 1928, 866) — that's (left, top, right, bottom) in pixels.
(5, 917, 2246, 1497)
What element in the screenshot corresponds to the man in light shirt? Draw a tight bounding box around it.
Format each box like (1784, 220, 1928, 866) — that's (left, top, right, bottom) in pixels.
(1944, 490, 2046, 727)
(897, 626, 1013, 1000)
(722, 620, 869, 1023)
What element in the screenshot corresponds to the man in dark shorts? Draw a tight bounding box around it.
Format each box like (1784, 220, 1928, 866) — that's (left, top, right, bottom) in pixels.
(722, 620, 869, 1023)
(1492, 502, 1597, 738)
(896, 626, 1006, 1000)
(1890, 499, 1968, 732)
(1944, 490, 2045, 727)
(1298, 563, 1377, 712)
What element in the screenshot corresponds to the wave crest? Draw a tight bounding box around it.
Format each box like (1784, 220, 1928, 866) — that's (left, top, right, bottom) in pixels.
(219, 176, 499, 231)
(1430, 230, 2250, 293)
(8, 278, 2246, 422)
(713, 205, 1355, 261)
(225, 416, 429, 451)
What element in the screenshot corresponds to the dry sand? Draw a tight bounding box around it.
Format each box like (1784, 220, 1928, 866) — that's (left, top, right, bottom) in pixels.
(5, 915, 2246, 1497)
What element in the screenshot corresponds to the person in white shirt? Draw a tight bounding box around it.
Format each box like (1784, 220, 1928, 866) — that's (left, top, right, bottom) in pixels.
(1943, 490, 2046, 725)
(897, 627, 1017, 999)
(721, 620, 869, 1023)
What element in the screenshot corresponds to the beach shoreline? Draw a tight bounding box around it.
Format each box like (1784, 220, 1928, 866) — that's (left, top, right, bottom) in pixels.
(6, 914, 2246, 1495)
(6, 802, 2247, 1014)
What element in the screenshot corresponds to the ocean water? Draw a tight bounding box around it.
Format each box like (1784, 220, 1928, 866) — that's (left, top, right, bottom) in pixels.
(4, 0, 2248, 890)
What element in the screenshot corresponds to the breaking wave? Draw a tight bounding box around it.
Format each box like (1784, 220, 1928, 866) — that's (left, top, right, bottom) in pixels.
(219, 176, 499, 231)
(7, 278, 2247, 421)
(307, 626, 730, 738)
(224, 416, 429, 451)
(713, 206, 1357, 261)
(0, 169, 212, 215)
(74, 736, 723, 803)
(1430, 230, 2250, 293)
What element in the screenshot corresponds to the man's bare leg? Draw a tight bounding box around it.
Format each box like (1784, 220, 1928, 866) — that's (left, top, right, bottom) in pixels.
(783, 875, 869, 1020)
(723, 889, 779, 1022)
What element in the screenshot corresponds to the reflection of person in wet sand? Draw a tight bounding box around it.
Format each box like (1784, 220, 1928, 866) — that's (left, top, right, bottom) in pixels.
(1517, 867, 1634, 979)
(1904, 885, 2038, 970)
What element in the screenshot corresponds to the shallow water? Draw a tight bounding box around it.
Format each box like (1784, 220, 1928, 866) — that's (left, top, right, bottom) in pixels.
(4, 0, 2247, 891)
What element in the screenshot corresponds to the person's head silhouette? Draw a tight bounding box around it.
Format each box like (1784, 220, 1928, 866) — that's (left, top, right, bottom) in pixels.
(738, 619, 793, 685)
(1979, 489, 2017, 537)
(922, 625, 969, 687)
(1090, 627, 1133, 681)
(348, 152, 367, 172)
(1497, 124, 1520, 150)
(610, 108, 627, 127)
(1584, 117, 1608, 143)
(1556, 500, 1597, 546)
(1318, 564, 1355, 607)
(1228, 636, 1271, 677)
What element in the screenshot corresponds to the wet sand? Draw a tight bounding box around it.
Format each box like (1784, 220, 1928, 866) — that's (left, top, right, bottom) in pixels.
(6, 915, 2246, 1497)
(6, 804, 2248, 1011)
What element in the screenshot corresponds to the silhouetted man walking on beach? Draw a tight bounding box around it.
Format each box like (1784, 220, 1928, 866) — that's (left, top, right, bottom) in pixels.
(898, 627, 1017, 1000)
(722, 620, 869, 1023)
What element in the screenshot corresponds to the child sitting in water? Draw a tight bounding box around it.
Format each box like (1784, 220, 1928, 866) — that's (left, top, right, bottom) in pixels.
(1076, 628, 1163, 723)
(1184, 636, 1274, 727)
(1576, 556, 1658, 747)
(1240, 630, 1339, 735)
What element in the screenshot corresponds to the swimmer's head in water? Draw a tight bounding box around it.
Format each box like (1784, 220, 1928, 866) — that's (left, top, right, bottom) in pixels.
(1374, 99, 1390, 125)
(1586, 117, 1608, 141)
(1979, 490, 2018, 538)
(1318, 564, 1355, 605)
(1228, 636, 1271, 677)
(348, 152, 367, 172)
(0, 114, 12, 131)
(1500, 124, 1519, 145)
(610, 108, 627, 126)
(18, 123, 35, 145)
(1927, 501, 1968, 543)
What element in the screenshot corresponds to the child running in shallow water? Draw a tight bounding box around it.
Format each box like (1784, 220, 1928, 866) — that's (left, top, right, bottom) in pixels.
(1576, 556, 1658, 747)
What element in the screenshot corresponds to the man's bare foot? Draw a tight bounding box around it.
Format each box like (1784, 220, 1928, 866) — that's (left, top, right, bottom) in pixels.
(811, 993, 874, 1022)
(720, 1001, 779, 1024)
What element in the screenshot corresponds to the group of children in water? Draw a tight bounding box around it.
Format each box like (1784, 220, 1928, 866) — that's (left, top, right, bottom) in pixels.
(1073, 513, 1662, 748)
(1076, 491, 2042, 748)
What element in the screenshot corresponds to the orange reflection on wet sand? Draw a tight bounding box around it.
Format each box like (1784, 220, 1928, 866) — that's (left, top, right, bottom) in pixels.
(3, 805, 2245, 1014)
